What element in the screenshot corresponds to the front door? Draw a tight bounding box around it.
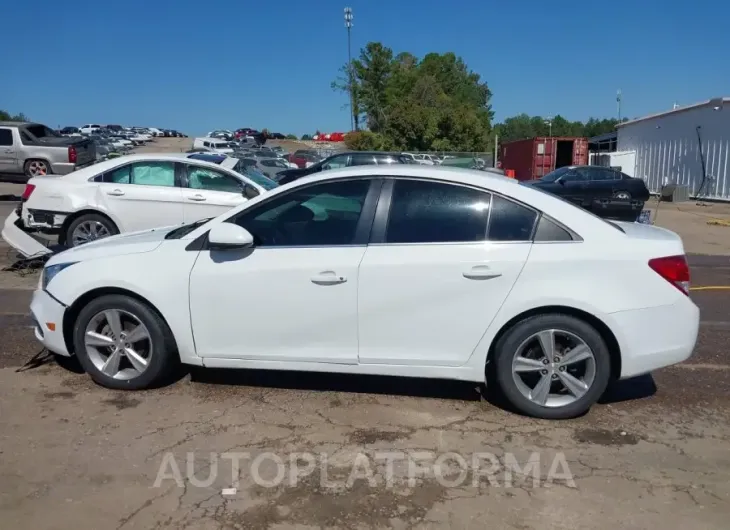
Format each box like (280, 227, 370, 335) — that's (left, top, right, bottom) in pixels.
(181, 164, 248, 222)
(188, 178, 378, 363)
(96, 160, 184, 232)
(555, 170, 589, 207)
(358, 179, 533, 367)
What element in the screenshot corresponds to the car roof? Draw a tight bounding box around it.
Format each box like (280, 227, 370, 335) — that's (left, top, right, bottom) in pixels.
(0, 121, 33, 127)
(57, 154, 233, 180)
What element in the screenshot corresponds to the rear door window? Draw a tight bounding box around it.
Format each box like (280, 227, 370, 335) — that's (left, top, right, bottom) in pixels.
(0, 129, 13, 146)
(384, 180, 490, 244)
(487, 195, 538, 242)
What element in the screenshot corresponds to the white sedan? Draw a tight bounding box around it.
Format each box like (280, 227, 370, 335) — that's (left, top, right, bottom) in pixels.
(29, 165, 699, 419)
(2, 154, 278, 258)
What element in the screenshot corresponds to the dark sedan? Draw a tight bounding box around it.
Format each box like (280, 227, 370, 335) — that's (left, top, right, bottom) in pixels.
(525, 165, 650, 221)
(276, 151, 410, 185)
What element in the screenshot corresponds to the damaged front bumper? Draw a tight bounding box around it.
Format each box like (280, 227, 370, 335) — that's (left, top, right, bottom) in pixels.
(1, 211, 55, 259)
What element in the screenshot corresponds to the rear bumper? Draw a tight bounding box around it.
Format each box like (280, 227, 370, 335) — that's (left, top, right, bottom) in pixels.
(30, 289, 70, 356)
(610, 299, 700, 379)
(1, 211, 53, 258)
(50, 160, 94, 175)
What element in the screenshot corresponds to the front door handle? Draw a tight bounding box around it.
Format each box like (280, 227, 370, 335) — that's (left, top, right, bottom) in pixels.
(311, 271, 347, 285)
(106, 189, 125, 196)
(463, 265, 502, 280)
(187, 194, 207, 201)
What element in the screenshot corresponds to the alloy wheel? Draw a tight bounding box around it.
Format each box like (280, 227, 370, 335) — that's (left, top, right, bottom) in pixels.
(511, 329, 596, 408)
(28, 161, 48, 176)
(84, 309, 153, 380)
(72, 221, 110, 246)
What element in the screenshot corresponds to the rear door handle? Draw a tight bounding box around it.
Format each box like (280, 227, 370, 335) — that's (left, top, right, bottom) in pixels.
(463, 265, 502, 280)
(311, 271, 347, 285)
(106, 189, 125, 196)
(187, 194, 207, 202)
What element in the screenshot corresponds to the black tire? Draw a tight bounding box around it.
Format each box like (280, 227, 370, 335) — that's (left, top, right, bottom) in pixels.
(64, 213, 119, 248)
(24, 159, 52, 177)
(72, 295, 179, 390)
(493, 314, 611, 419)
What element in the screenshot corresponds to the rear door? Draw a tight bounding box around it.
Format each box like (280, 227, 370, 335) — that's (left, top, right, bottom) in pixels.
(96, 160, 184, 232)
(0, 128, 19, 173)
(181, 163, 248, 222)
(357, 178, 534, 367)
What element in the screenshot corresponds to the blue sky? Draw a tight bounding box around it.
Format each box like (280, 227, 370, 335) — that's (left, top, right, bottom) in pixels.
(2, 0, 728, 136)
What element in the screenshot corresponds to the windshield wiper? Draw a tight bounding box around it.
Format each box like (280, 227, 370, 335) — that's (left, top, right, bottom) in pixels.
(165, 218, 213, 240)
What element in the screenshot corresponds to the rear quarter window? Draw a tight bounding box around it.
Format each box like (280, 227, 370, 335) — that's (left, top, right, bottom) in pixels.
(533, 215, 575, 242)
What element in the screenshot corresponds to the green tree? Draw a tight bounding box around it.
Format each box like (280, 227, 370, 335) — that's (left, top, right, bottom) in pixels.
(333, 42, 494, 152)
(301, 134, 313, 141)
(0, 109, 29, 121)
(285, 134, 298, 140)
(494, 114, 622, 143)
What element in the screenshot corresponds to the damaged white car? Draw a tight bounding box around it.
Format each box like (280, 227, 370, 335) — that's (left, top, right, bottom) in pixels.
(1, 154, 278, 258)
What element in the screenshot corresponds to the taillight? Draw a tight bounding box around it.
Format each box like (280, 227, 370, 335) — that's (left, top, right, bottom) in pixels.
(68, 145, 77, 164)
(21, 184, 36, 201)
(648, 255, 690, 295)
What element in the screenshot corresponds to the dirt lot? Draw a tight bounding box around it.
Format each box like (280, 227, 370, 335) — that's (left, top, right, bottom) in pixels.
(0, 144, 729, 529)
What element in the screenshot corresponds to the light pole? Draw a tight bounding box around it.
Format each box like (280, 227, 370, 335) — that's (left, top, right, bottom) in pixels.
(544, 116, 553, 177)
(344, 7, 355, 131)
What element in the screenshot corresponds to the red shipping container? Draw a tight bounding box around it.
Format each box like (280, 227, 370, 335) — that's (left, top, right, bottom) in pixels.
(499, 137, 588, 181)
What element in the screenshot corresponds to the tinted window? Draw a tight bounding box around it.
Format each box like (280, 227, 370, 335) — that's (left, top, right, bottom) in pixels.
(0, 129, 12, 146)
(579, 167, 608, 181)
(233, 179, 370, 247)
(559, 170, 586, 183)
(385, 180, 490, 244)
(187, 166, 242, 193)
(375, 155, 400, 165)
(240, 167, 278, 190)
(487, 195, 537, 242)
(349, 154, 376, 166)
(533, 215, 574, 242)
(539, 167, 572, 182)
(322, 155, 348, 170)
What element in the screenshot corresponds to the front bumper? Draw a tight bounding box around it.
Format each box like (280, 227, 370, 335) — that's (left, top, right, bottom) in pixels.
(30, 289, 70, 356)
(1, 211, 53, 258)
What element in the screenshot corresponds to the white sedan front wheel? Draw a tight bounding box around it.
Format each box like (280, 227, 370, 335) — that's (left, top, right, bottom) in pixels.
(72, 295, 179, 390)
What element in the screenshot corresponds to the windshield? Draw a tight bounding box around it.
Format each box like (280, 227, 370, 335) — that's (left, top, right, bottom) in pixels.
(164, 217, 213, 240)
(238, 164, 278, 190)
(540, 166, 573, 182)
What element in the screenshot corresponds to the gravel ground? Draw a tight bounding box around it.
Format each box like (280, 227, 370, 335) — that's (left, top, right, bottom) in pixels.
(0, 144, 728, 529)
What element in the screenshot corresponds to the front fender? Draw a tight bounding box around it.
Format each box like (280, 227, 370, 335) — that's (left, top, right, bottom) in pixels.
(46, 246, 202, 365)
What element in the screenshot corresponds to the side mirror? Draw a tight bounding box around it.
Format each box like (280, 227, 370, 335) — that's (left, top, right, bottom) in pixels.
(208, 223, 254, 250)
(557, 177, 566, 185)
(242, 186, 259, 199)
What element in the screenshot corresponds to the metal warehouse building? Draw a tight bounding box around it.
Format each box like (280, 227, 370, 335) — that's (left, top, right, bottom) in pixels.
(616, 97, 729, 201)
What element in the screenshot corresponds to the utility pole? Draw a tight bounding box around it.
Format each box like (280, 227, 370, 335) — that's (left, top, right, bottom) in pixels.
(617, 89, 622, 121)
(344, 7, 356, 131)
(493, 133, 498, 168)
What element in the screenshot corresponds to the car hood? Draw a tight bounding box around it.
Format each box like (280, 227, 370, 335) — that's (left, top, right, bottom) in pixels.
(46, 225, 176, 266)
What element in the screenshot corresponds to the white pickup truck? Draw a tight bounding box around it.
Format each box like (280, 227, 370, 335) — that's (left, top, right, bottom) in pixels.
(0, 121, 96, 179)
